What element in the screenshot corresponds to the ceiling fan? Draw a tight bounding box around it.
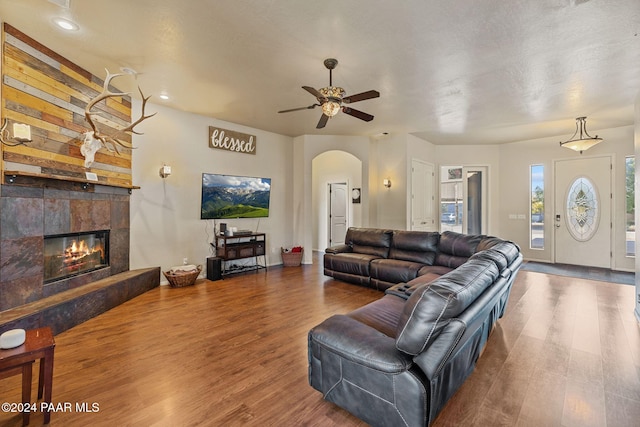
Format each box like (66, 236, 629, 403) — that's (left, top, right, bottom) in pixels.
(278, 58, 380, 129)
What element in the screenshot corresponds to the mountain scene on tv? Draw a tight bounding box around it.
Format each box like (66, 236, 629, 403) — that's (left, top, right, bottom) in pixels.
(201, 174, 271, 219)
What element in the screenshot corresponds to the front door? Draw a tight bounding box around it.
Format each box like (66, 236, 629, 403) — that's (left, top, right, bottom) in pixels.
(329, 183, 347, 246)
(554, 156, 611, 268)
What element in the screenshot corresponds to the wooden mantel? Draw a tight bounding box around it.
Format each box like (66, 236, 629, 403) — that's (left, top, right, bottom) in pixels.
(3, 170, 140, 191)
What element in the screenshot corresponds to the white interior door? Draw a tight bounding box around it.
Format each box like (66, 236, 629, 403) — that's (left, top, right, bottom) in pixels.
(554, 156, 611, 268)
(411, 159, 435, 231)
(329, 183, 347, 246)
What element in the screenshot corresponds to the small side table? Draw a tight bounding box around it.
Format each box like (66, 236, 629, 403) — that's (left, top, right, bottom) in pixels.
(0, 327, 56, 424)
(0, 361, 33, 426)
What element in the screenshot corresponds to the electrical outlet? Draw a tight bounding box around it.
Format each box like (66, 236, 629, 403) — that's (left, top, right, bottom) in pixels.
(183, 257, 188, 265)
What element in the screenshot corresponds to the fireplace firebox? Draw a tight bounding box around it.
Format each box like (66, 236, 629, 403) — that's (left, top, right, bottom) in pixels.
(43, 230, 109, 283)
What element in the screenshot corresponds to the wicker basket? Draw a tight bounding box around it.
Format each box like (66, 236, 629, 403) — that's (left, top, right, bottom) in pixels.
(163, 265, 202, 287)
(281, 248, 303, 267)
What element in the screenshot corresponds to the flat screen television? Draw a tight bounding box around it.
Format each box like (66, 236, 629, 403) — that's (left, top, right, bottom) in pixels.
(201, 173, 271, 219)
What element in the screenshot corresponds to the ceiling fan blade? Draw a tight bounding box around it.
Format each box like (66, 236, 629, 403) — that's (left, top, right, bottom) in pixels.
(278, 104, 319, 113)
(302, 86, 327, 102)
(343, 90, 380, 104)
(316, 114, 329, 129)
(342, 107, 374, 122)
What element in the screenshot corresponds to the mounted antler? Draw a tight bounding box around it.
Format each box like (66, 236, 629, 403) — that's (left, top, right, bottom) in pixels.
(81, 69, 156, 167)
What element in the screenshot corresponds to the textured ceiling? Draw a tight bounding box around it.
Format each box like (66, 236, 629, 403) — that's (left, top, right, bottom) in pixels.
(1, 0, 639, 144)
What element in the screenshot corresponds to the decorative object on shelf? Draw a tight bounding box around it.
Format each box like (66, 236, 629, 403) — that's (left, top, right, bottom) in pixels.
(281, 246, 303, 267)
(163, 264, 202, 287)
(278, 58, 380, 129)
(0, 119, 32, 146)
(0, 328, 26, 349)
(351, 188, 361, 203)
(383, 178, 392, 189)
(559, 116, 603, 154)
(82, 69, 156, 168)
(159, 164, 172, 178)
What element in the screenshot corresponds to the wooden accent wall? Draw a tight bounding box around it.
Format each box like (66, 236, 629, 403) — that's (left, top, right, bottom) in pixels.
(1, 23, 134, 188)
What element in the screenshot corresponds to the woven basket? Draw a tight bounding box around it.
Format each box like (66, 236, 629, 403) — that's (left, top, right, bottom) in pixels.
(163, 265, 202, 287)
(281, 248, 303, 267)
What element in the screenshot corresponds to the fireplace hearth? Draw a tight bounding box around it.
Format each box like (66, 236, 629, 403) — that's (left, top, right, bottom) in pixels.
(44, 231, 109, 283)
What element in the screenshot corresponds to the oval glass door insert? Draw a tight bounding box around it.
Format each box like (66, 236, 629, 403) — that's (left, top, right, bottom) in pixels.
(566, 176, 599, 241)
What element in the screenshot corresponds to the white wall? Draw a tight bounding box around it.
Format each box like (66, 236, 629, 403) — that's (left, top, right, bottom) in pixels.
(435, 145, 501, 234)
(292, 134, 371, 264)
(128, 102, 636, 279)
(130, 101, 293, 282)
(312, 151, 362, 251)
(499, 125, 634, 271)
(376, 134, 408, 229)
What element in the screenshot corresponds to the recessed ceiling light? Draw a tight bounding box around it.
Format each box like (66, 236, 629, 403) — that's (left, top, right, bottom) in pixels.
(120, 67, 138, 75)
(159, 94, 170, 100)
(52, 17, 79, 31)
(48, 0, 70, 8)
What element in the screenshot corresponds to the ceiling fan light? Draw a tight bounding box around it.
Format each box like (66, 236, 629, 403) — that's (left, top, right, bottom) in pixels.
(322, 101, 341, 117)
(319, 86, 345, 98)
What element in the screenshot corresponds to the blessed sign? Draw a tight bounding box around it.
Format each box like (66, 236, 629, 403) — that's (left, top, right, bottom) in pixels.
(208, 126, 256, 155)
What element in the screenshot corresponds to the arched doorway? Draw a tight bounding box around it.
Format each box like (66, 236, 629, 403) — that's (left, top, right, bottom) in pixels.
(312, 150, 363, 251)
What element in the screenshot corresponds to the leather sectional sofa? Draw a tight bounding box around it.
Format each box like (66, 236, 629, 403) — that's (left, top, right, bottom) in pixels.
(309, 227, 522, 426)
(324, 227, 508, 290)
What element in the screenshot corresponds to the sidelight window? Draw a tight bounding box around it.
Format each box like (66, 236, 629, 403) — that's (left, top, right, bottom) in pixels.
(530, 165, 544, 249)
(626, 156, 635, 257)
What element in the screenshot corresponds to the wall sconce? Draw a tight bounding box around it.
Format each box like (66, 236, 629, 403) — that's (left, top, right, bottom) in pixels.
(159, 164, 172, 178)
(0, 119, 32, 146)
(383, 178, 392, 189)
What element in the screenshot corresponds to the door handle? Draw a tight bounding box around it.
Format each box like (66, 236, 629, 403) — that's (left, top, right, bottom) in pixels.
(555, 214, 561, 228)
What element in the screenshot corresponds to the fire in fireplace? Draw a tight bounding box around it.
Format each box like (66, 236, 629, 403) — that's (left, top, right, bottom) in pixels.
(43, 230, 109, 283)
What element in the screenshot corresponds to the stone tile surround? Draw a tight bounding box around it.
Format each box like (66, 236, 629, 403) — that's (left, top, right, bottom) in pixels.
(0, 182, 131, 311)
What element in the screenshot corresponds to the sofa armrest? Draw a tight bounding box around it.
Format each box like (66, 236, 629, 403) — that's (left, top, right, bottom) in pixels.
(325, 244, 352, 254)
(412, 319, 466, 379)
(309, 314, 412, 373)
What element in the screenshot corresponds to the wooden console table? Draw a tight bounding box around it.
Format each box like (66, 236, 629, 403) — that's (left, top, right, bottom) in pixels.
(0, 327, 55, 424)
(215, 233, 266, 276)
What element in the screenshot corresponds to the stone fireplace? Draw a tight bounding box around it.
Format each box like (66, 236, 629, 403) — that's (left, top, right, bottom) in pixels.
(0, 180, 130, 311)
(0, 25, 160, 332)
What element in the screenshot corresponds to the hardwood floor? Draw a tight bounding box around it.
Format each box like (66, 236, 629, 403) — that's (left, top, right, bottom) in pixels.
(0, 255, 638, 426)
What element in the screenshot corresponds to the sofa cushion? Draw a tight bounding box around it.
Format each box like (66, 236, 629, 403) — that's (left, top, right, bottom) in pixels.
(346, 228, 393, 258)
(395, 257, 500, 355)
(347, 294, 406, 338)
(324, 252, 381, 277)
(388, 231, 439, 265)
(417, 264, 454, 277)
(469, 249, 509, 272)
(470, 241, 520, 273)
(370, 259, 425, 286)
(434, 231, 485, 268)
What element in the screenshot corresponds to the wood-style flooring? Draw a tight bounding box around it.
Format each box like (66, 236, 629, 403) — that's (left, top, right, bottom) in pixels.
(0, 254, 638, 426)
